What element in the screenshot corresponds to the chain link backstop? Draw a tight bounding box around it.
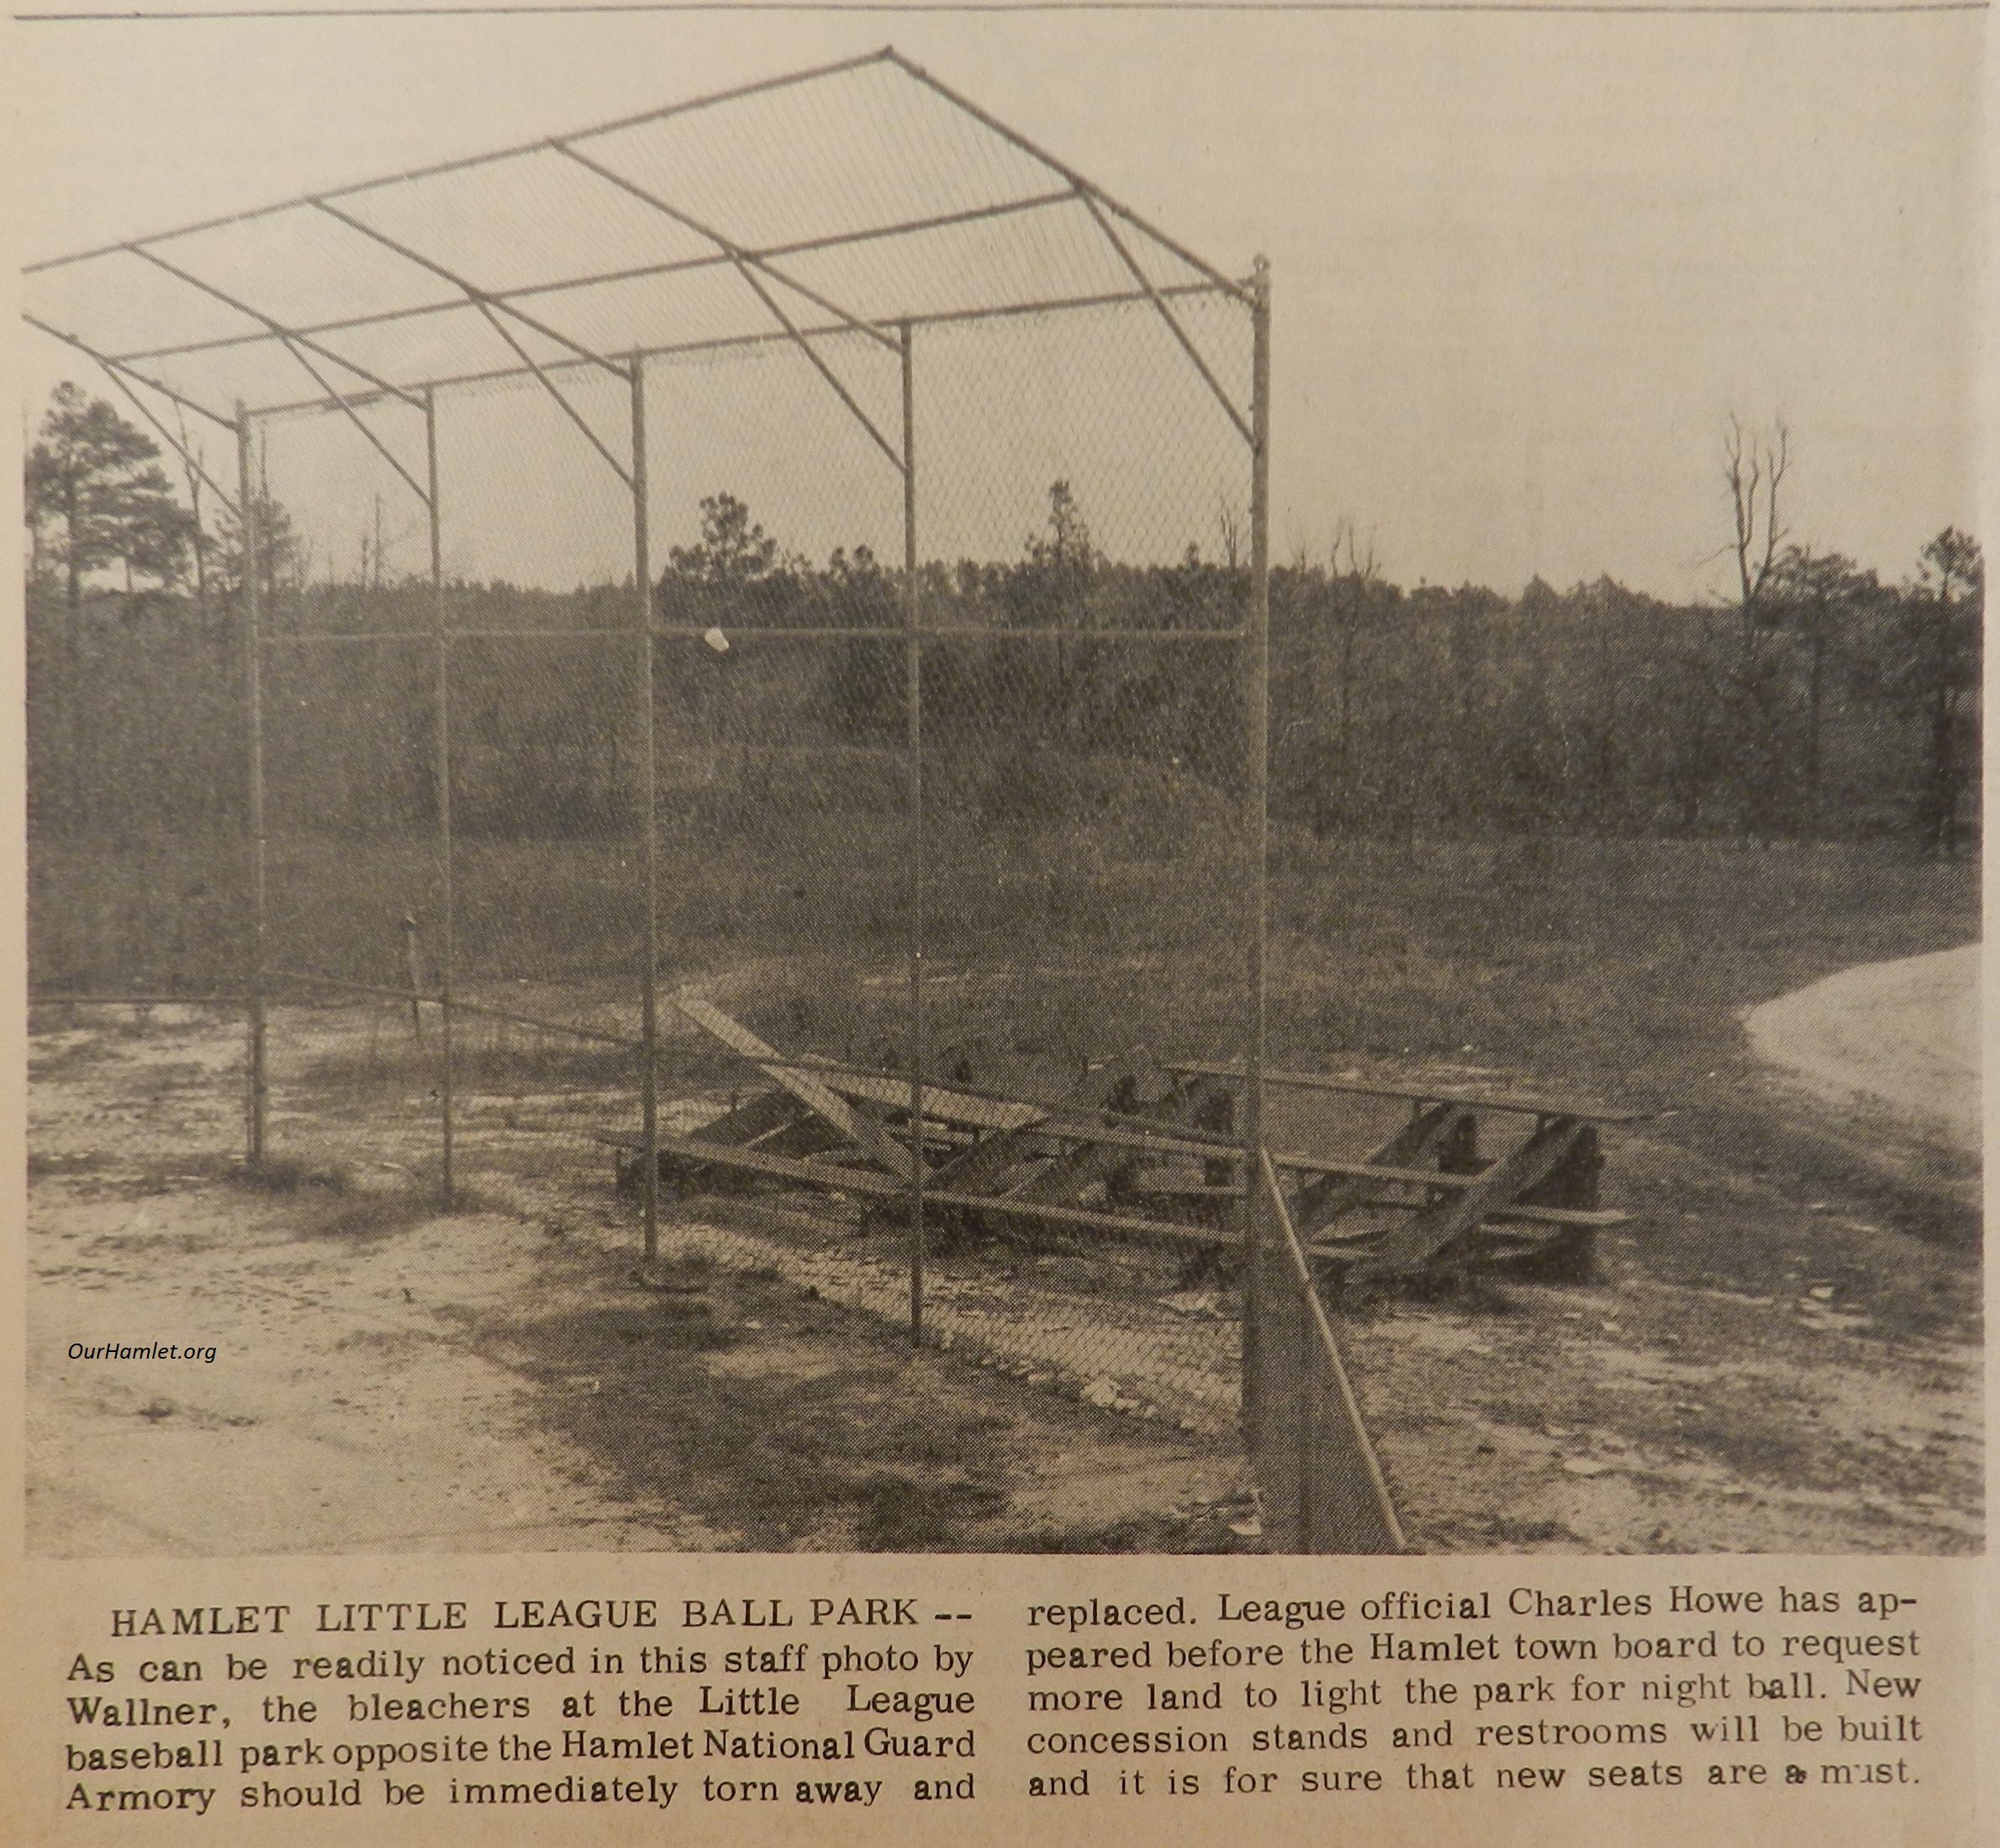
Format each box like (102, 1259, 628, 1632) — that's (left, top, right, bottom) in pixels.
(26, 50, 1327, 1540)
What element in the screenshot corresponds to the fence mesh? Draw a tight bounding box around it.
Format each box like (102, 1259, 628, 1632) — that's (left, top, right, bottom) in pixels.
(26, 55, 1277, 1539)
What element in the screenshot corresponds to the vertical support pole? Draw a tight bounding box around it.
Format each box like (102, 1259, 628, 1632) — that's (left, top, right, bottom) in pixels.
(425, 387, 456, 1208)
(236, 405, 267, 1167)
(901, 321, 926, 1347)
(1242, 262, 1272, 1448)
(631, 358, 661, 1264)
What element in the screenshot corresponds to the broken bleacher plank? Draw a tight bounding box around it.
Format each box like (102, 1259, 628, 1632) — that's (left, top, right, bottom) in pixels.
(689, 1085, 810, 1148)
(630, 1127, 1229, 1253)
(1164, 1059, 1655, 1125)
(675, 995, 917, 1183)
(1289, 1102, 1472, 1240)
(1005, 1071, 1232, 1211)
(795, 1058, 1044, 1133)
(927, 1051, 1149, 1197)
(1354, 1116, 1590, 1277)
(592, 1126, 1623, 1237)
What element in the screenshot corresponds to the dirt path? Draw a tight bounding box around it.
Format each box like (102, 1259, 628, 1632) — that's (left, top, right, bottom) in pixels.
(1747, 943, 1980, 1154)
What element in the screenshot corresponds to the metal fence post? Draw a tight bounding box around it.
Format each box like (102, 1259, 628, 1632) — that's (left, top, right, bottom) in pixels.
(1258, 1151, 1405, 1554)
(425, 386, 456, 1208)
(632, 357, 661, 1265)
(1242, 262, 1272, 1447)
(235, 404, 267, 1167)
(901, 319, 926, 1346)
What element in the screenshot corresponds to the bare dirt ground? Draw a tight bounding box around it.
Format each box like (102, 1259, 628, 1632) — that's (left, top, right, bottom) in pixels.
(25, 942, 1983, 1555)
(25, 1009, 1246, 1557)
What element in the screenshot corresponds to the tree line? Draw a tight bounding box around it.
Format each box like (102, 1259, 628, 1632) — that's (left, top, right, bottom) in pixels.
(23, 387, 1982, 853)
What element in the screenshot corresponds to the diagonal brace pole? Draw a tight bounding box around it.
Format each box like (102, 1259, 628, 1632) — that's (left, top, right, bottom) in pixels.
(469, 298, 634, 491)
(126, 251, 430, 501)
(59, 335, 242, 519)
(1079, 191, 1252, 446)
(1358, 1117, 1589, 1278)
(549, 142, 899, 353)
(24, 313, 240, 433)
(546, 141, 902, 473)
(725, 261, 905, 474)
(129, 245, 423, 409)
(110, 188, 1075, 372)
(274, 336, 432, 508)
(882, 49, 1253, 307)
(310, 198, 631, 382)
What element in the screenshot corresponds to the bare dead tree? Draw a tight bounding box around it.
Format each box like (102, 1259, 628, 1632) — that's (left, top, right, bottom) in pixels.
(1724, 413, 1789, 615)
(1720, 415, 1793, 841)
(1215, 498, 1243, 572)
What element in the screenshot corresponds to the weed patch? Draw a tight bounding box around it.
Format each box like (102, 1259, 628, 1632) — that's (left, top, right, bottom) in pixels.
(233, 1156, 354, 1196)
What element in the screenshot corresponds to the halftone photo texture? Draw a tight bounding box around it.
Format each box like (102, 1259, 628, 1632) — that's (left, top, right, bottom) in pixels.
(26, 52, 1269, 1458)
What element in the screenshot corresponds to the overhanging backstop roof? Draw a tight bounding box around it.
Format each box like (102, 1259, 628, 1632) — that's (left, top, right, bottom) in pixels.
(24, 46, 1254, 475)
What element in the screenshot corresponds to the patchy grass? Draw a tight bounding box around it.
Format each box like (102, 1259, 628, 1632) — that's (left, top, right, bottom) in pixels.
(71, 824, 1965, 1323)
(233, 1155, 355, 1195)
(38, 825, 1973, 1071)
(28, 1148, 110, 1180)
(223, 1157, 437, 1243)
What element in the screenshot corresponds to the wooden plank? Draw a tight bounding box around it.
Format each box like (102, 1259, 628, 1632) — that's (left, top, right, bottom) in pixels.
(1164, 1059, 1654, 1125)
(1473, 1201, 1626, 1230)
(1053, 1122, 1623, 1214)
(928, 1050, 1149, 1196)
(992, 1117, 1521, 1192)
(1290, 1103, 1470, 1239)
(638, 1127, 1231, 1252)
(590, 1129, 1617, 1227)
(900, 1103, 1500, 1190)
(1006, 1073, 1226, 1210)
(1128, 1172, 1238, 1197)
(591, 1126, 1623, 1240)
(753, 1113, 850, 1160)
(646, 1131, 896, 1195)
(1357, 1117, 1589, 1277)
(646, 1041, 1612, 1195)
(1519, 1122, 1601, 1210)
(674, 996, 917, 1182)
(798, 1059, 1044, 1133)
(694, 1085, 810, 1148)
(593, 1128, 1621, 1231)
(1307, 1197, 1624, 1233)
(588, 1127, 1623, 1231)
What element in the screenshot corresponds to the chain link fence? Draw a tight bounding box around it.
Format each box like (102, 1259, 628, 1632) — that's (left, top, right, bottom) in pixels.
(27, 52, 1290, 1536)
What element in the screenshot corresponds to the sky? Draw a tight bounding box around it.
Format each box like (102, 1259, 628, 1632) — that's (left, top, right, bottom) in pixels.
(10, 5, 1987, 601)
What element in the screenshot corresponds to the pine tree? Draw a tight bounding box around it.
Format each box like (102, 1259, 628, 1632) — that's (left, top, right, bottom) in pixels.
(24, 383, 194, 610)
